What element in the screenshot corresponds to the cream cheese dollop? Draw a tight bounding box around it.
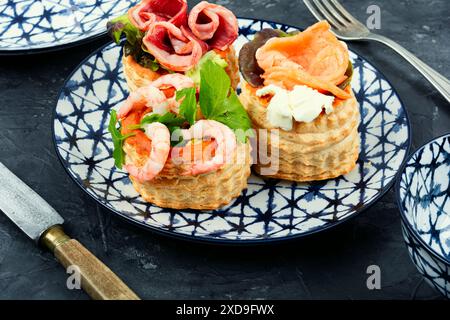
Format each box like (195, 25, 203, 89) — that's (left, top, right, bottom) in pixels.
(256, 84, 335, 131)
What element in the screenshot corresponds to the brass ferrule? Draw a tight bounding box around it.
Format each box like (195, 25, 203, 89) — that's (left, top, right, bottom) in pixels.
(40, 225, 71, 253)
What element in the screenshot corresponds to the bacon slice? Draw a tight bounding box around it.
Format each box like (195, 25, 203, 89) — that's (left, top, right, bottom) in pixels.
(188, 1, 238, 50)
(128, 0, 188, 31)
(143, 22, 207, 72)
(256, 21, 351, 99)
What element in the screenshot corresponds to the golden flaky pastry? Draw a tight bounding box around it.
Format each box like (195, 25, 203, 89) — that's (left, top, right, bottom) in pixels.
(240, 83, 360, 182)
(122, 46, 240, 92)
(123, 141, 252, 210)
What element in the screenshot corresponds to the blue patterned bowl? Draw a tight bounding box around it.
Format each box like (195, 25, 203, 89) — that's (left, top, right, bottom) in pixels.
(397, 133, 450, 298)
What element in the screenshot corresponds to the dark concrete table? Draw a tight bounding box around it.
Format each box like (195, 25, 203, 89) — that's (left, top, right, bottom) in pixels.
(0, 0, 448, 300)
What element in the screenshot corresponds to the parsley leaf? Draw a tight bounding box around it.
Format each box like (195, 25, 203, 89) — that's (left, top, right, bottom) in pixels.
(199, 59, 231, 118)
(139, 112, 186, 146)
(140, 112, 186, 128)
(186, 51, 228, 87)
(108, 110, 135, 169)
(198, 60, 253, 143)
(177, 87, 197, 126)
(214, 90, 253, 143)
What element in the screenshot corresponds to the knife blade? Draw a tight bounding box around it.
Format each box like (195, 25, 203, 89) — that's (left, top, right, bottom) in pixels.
(0, 162, 64, 242)
(0, 162, 139, 300)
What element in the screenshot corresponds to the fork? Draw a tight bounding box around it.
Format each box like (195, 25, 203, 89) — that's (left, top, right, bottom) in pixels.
(303, 0, 450, 104)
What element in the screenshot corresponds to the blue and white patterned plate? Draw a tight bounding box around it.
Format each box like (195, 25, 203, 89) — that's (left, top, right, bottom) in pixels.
(53, 18, 411, 244)
(397, 133, 450, 297)
(0, 0, 137, 53)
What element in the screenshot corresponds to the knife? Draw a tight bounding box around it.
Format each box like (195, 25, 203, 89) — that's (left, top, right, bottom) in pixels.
(0, 162, 140, 300)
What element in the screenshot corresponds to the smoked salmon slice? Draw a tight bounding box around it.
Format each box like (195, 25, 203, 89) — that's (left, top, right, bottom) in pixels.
(256, 21, 351, 100)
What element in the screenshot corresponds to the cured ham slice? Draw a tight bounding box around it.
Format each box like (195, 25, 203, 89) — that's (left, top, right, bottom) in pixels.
(143, 22, 207, 72)
(256, 21, 351, 99)
(188, 1, 238, 50)
(128, 0, 188, 31)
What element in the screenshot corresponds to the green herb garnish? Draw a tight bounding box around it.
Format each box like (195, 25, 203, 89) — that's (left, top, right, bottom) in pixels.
(108, 60, 253, 168)
(213, 90, 253, 138)
(199, 59, 231, 119)
(140, 112, 186, 128)
(137, 112, 186, 146)
(338, 61, 354, 90)
(278, 30, 301, 37)
(107, 14, 142, 45)
(137, 51, 160, 72)
(176, 87, 197, 126)
(107, 14, 160, 72)
(108, 110, 135, 169)
(186, 51, 228, 86)
(199, 60, 252, 142)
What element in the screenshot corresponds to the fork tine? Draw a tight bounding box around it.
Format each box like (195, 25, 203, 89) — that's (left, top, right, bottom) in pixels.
(303, 0, 329, 25)
(329, 0, 362, 25)
(311, 0, 347, 29)
(303, 0, 343, 38)
(320, 0, 352, 27)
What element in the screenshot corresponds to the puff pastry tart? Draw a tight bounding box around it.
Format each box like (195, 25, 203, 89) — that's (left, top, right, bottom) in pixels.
(108, 0, 240, 92)
(108, 62, 252, 210)
(238, 21, 360, 182)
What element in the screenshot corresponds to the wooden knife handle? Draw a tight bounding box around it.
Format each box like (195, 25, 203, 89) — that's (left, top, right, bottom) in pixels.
(41, 226, 140, 300)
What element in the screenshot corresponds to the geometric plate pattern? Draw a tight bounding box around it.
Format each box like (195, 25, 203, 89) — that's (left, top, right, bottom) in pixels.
(0, 0, 137, 52)
(402, 223, 450, 298)
(397, 134, 450, 297)
(53, 18, 411, 243)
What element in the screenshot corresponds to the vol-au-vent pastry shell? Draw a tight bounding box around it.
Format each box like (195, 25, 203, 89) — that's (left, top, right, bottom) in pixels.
(122, 46, 240, 92)
(122, 55, 168, 92)
(123, 140, 252, 210)
(240, 83, 360, 182)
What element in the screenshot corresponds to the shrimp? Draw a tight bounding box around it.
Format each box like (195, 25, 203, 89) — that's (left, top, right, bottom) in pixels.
(151, 74, 195, 91)
(179, 120, 237, 176)
(118, 74, 195, 118)
(117, 85, 168, 118)
(150, 74, 195, 113)
(124, 122, 171, 181)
